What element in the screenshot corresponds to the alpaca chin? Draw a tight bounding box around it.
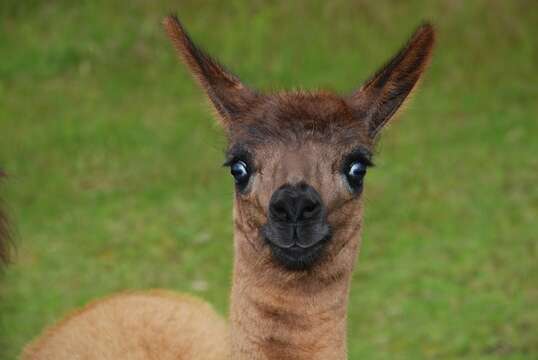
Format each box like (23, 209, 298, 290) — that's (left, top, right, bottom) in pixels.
(267, 239, 329, 270)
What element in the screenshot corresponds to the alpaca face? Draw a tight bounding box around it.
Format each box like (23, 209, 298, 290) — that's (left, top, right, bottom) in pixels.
(164, 16, 435, 271)
(224, 93, 374, 270)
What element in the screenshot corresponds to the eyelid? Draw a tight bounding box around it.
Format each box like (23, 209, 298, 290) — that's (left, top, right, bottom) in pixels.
(344, 148, 375, 168)
(223, 150, 255, 173)
(223, 156, 249, 168)
(354, 156, 374, 167)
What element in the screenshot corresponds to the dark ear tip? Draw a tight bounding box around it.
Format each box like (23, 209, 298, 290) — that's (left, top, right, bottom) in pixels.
(163, 14, 189, 39)
(163, 14, 180, 30)
(163, 14, 193, 55)
(413, 21, 436, 45)
(418, 21, 434, 31)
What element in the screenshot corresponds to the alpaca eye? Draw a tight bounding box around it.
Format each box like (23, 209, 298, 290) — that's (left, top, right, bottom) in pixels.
(230, 160, 250, 188)
(348, 162, 366, 178)
(345, 161, 367, 191)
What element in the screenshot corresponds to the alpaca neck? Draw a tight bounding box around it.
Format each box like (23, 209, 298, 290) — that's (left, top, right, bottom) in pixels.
(229, 228, 359, 360)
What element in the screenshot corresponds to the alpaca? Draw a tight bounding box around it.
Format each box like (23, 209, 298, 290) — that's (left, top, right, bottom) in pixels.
(23, 15, 435, 360)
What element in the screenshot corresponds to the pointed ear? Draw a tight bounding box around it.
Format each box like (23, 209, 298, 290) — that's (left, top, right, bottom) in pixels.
(349, 23, 435, 138)
(163, 15, 259, 127)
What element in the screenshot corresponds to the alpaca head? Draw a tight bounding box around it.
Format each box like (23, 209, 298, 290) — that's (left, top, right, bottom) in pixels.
(164, 16, 434, 272)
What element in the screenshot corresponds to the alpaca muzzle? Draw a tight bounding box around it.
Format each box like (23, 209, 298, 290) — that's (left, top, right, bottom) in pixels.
(262, 182, 332, 270)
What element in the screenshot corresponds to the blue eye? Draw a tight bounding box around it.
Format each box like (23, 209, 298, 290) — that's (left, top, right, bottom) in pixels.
(345, 161, 367, 192)
(230, 160, 250, 187)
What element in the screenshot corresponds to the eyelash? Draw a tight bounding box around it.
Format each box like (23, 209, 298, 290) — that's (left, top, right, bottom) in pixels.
(341, 151, 374, 172)
(223, 156, 251, 169)
(223, 145, 253, 167)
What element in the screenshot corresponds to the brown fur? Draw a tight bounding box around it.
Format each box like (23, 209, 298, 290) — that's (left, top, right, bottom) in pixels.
(166, 15, 434, 360)
(22, 290, 230, 360)
(23, 16, 434, 359)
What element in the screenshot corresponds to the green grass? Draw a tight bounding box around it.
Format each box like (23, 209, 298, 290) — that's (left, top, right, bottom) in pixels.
(1, 0, 537, 358)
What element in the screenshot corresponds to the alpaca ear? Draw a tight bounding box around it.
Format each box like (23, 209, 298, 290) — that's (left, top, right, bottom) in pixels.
(349, 23, 435, 138)
(163, 15, 259, 127)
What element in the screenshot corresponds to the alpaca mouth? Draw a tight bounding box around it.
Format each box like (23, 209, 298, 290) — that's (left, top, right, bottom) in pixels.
(262, 223, 332, 270)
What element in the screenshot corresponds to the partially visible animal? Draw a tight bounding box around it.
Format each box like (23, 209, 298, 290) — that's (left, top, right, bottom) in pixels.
(0, 170, 11, 266)
(23, 290, 229, 360)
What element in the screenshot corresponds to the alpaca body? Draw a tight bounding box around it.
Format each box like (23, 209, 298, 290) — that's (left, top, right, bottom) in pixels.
(22, 291, 230, 360)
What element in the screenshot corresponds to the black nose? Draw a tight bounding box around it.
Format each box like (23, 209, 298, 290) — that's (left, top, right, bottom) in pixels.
(263, 183, 331, 270)
(269, 183, 323, 223)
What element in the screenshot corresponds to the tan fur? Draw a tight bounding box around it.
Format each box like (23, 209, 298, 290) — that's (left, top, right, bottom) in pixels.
(22, 17, 434, 360)
(22, 290, 230, 360)
(230, 209, 359, 359)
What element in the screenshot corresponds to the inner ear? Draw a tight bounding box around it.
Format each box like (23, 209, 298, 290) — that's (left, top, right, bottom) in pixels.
(163, 15, 261, 127)
(348, 23, 435, 138)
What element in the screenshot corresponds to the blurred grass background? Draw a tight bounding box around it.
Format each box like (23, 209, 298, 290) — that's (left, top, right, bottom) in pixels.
(0, 0, 537, 358)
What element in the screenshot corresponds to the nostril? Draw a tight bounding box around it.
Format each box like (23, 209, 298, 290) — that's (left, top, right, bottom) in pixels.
(299, 202, 321, 220)
(271, 203, 290, 221)
(269, 183, 324, 223)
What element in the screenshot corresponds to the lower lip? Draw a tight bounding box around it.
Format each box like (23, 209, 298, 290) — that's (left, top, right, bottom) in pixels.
(270, 241, 326, 269)
(281, 243, 322, 255)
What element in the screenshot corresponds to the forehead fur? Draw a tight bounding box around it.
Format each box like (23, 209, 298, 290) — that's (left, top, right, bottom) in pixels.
(229, 91, 372, 148)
